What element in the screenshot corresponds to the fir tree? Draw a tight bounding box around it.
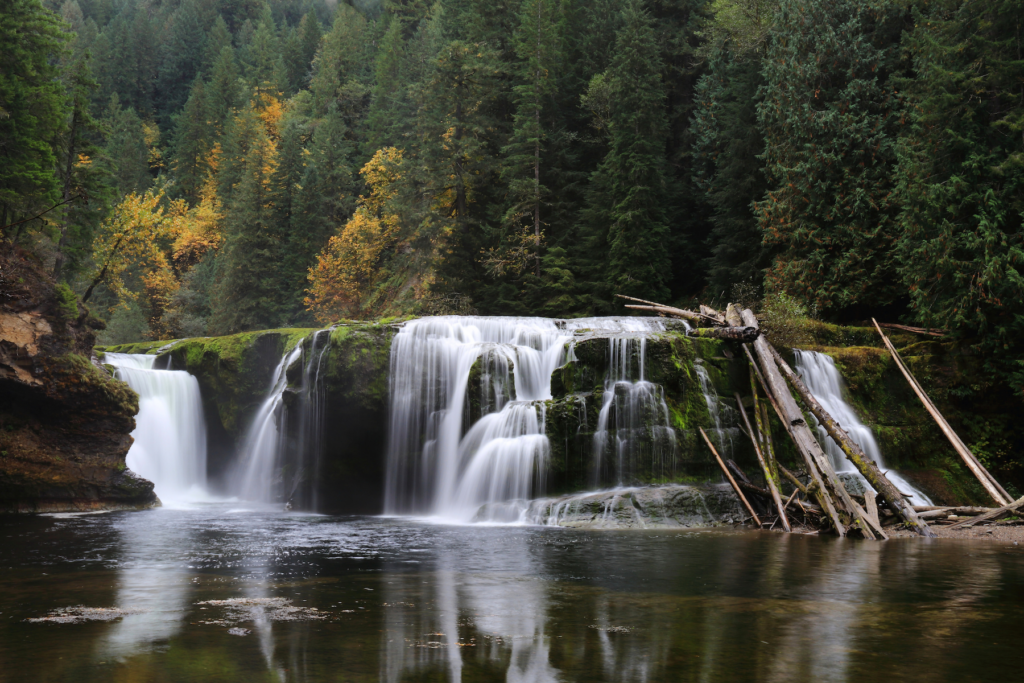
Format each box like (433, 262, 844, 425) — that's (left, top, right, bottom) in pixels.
(206, 45, 242, 136)
(170, 77, 212, 204)
(0, 0, 69, 231)
(585, 0, 674, 303)
(103, 94, 151, 197)
(897, 0, 1024, 393)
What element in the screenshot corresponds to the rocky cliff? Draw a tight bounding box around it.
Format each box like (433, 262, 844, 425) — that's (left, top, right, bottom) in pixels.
(0, 247, 156, 512)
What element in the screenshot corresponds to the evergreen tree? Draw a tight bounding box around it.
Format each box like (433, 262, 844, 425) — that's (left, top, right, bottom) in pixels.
(498, 0, 562, 277)
(170, 77, 212, 203)
(103, 94, 151, 197)
(202, 15, 232, 71)
(897, 0, 1024, 392)
(364, 18, 406, 153)
(0, 0, 69, 231)
(206, 45, 242, 135)
(757, 0, 909, 316)
(156, 0, 212, 130)
(583, 0, 674, 303)
(53, 53, 110, 280)
(211, 104, 283, 333)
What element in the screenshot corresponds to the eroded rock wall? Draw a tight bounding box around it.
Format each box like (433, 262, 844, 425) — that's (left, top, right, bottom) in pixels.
(0, 248, 157, 512)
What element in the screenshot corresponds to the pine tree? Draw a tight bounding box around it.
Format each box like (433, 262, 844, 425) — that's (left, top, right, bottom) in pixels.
(103, 94, 151, 197)
(896, 0, 1024, 392)
(364, 18, 406, 153)
(202, 15, 232, 71)
(499, 0, 562, 277)
(206, 45, 242, 136)
(757, 0, 909, 316)
(584, 0, 674, 303)
(211, 104, 283, 334)
(309, 3, 369, 118)
(53, 53, 108, 280)
(156, 0, 212, 130)
(0, 0, 69, 231)
(170, 77, 212, 204)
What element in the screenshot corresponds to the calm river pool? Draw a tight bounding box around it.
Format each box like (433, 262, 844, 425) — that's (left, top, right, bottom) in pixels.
(2, 504, 1023, 682)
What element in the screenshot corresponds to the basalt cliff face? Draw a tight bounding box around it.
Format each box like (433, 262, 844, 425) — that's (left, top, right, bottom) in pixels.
(0, 248, 156, 512)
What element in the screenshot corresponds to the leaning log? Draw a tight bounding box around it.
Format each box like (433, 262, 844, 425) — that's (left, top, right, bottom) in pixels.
(734, 391, 791, 531)
(690, 326, 760, 342)
(617, 295, 727, 326)
(701, 427, 762, 526)
(766, 344, 935, 538)
(739, 312, 852, 536)
(872, 319, 1012, 506)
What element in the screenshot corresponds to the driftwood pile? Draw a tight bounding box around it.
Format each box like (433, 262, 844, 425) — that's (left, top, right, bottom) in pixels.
(617, 295, 1017, 539)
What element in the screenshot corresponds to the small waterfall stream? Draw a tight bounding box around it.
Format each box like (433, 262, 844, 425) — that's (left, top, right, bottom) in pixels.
(794, 350, 932, 505)
(591, 336, 678, 487)
(105, 353, 208, 503)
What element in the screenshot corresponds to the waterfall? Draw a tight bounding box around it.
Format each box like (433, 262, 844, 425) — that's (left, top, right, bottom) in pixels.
(794, 350, 932, 505)
(105, 353, 207, 503)
(235, 331, 333, 507)
(591, 336, 678, 486)
(383, 316, 668, 519)
(236, 342, 304, 504)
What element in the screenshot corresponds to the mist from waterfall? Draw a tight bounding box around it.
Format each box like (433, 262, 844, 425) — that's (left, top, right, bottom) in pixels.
(794, 349, 932, 505)
(383, 316, 669, 520)
(105, 353, 207, 503)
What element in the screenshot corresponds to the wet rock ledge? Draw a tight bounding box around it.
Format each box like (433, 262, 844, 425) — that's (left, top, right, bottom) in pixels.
(0, 248, 157, 513)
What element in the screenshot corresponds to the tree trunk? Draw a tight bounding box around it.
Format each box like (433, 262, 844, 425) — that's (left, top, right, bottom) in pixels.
(740, 337, 848, 536)
(689, 326, 760, 342)
(52, 106, 80, 280)
(735, 391, 791, 531)
(700, 427, 762, 526)
(872, 319, 1011, 506)
(766, 343, 935, 538)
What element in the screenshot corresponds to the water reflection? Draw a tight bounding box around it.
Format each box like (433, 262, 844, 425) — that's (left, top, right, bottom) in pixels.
(1, 509, 1022, 683)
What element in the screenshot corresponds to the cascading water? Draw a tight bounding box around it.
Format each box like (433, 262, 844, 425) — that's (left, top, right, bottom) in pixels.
(105, 353, 207, 503)
(236, 343, 303, 503)
(383, 316, 669, 520)
(235, 331, 334, 507)
(794, 349, 932, 505)
(591, 336, 678, 486)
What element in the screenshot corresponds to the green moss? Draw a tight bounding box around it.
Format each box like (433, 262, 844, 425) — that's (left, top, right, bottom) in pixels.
(53, 283, 79, 320)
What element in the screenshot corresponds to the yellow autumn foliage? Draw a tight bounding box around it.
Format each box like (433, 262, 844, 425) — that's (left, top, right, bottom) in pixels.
(305, 147, 403, 323)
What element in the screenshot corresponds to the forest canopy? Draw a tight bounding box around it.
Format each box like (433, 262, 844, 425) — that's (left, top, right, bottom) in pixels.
(2, 0, 1023, 393)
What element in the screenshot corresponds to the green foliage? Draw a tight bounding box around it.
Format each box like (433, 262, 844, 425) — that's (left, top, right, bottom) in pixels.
(54, 282, 79, 319)
(757, 0, 909, 316)
(0, 0, 69, 227)
(896, 0, 1024, 396)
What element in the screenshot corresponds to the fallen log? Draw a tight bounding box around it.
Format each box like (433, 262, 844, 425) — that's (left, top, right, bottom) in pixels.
(701, 427, 762, 527)
(766, 344, 934, 538)
(876, 322, 945, 338)
(872, 319, 1012, 506)
(778, 464, 809, 496)
(734, 391, 791, 532)
(864, 490, 881, 530)
(946, 496, 1024, 529)
(617, 295, 727, 326)
(913, 506, 992, 515)
(690, 326, 760, 342)
(700, 304, 726, 326)
(740, 310, 856, 536)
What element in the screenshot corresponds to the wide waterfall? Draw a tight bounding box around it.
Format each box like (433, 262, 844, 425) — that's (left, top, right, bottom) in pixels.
(105, 353, 207, 503)
(383, 316, 670, 520)
(794, 350, 932, 505)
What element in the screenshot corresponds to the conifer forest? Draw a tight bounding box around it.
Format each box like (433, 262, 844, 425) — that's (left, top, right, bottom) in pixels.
(3, 0, 1024, 394)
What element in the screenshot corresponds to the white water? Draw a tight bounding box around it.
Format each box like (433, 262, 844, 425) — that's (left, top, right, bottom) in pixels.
(236, 342, 304, 503)
(383, 316, 670, 520)
(794, 350, 932, 505)
(105, 353, 207, 503)
(591, 335, 678, 486)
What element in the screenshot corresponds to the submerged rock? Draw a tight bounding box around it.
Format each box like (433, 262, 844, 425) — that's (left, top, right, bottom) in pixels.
(474, 483, 746, 529)
(0, 248, 157, 513)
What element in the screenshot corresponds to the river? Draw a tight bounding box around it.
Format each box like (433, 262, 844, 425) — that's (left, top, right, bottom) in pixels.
(3, 504, 1023, 682)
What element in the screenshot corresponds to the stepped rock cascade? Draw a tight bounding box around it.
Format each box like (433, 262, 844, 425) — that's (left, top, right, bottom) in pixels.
(693, 360, 737, 459)
(105, 353, 207, 503)
(794, 350, 932, 505)
(591, 335, 678, 487)
(236, 343, 304, 503)
(383, 316, 669, 519)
